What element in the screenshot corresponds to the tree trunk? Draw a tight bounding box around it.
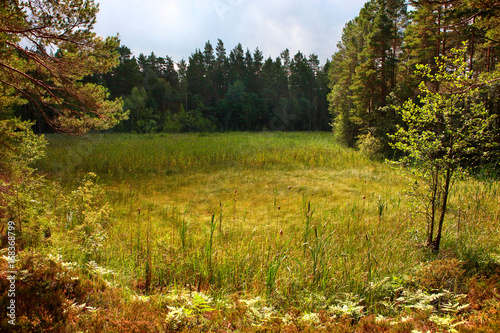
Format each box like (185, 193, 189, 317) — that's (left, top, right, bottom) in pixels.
(427, 166, 440, 246)
(470, 18, 475, 72)
(433, 167, 453, 252)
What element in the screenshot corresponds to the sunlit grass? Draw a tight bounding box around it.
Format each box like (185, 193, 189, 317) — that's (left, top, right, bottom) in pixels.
(39, 132, 371, 179)
(38, 132, 500, 317)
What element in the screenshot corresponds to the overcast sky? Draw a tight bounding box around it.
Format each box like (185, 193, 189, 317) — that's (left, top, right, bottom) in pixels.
(93, 0, 368, 65)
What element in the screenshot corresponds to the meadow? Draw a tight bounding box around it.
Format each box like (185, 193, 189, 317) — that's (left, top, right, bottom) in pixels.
(30, 132, 500, 331)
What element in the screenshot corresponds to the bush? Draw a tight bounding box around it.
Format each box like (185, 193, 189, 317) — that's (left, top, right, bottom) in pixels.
(0, 119, 49, 249)
(0, 252, 91, 332)
(415, 259, 466, 292)
(162, 106, 217, 133)
(58, 173, 111, 261)
(357, 132, 384, 160)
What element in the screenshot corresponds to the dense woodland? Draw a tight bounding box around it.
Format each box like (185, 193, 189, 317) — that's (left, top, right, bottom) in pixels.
(16, 0, 500, 161)
(20, 41, 332, 133)
(329, 0, 500, 158)
(108, 43, 331, 133)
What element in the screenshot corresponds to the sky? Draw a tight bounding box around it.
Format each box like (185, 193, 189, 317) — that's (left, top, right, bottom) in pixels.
(93, 0, 369, 65)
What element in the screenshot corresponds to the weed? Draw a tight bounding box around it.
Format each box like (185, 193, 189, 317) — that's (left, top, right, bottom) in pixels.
(22, 132, 500, 331)
(266, 246, 288, 297)
(415, 259, 466, 292)
(377, 195, 386, 217)
(179, 217, 189, 251)
(328, 293, 365, 320)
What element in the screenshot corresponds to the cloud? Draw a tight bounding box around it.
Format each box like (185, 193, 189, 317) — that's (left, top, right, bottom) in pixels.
(94, 0, 368, 64)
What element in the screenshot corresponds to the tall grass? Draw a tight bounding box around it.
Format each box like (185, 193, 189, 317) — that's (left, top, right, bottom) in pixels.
(39, 132, 370, 181)
(37, 132, 500, 312)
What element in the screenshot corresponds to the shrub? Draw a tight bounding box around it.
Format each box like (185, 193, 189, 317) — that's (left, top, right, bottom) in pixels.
(162, 106, 217, 133)
(58, 173, 111, 261)
(357, 132, 384, 160)
(0, 252, 91, 332)
(415, 259, 466, 292)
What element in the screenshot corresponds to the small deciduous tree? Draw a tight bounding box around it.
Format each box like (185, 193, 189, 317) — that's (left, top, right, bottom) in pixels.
(390, 44, 497, 252)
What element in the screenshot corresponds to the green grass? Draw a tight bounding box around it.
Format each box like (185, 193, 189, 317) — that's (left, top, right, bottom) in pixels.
(30, 131, 500, 331)
(39, 132, 372, 179)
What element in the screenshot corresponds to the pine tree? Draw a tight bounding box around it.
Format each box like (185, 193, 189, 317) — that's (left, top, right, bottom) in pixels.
(186, 50, 207, 110)
(329, 0, 407, 151)
(214, 39, 229, 101)
(229, 43, 246, 82)
(0, 0, 127, 134)
(350, 0, 407, 151)
(105, 46, 142, 99)
(328, 1, 376, 146)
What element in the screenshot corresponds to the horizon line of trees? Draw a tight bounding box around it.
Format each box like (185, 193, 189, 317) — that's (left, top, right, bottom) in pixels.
(19, 40, 332, 133)
(14, 0, 500, 156)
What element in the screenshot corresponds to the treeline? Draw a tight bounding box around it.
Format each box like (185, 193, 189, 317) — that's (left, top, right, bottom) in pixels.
(18, 0, 500, 143)
(329, 0, 500, 157)
(76, 40, 331, 133)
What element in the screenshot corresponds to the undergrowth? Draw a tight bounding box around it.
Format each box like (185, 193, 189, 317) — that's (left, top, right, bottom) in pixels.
(1, 132, 499, 332)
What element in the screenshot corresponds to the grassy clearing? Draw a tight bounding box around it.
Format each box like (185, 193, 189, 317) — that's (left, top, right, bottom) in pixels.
(20, 132, 500, 331)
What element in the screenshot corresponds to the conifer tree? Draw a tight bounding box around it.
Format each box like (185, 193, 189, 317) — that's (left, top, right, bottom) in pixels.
(0, 0, 127, 134)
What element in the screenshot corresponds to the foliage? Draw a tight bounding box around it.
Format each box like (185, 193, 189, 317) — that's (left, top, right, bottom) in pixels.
(164, 291, 216, 330)
(0, 0, 127, 134)
(0, 0, 130, 259)
(328, 0, 500, 160)
(2, 132, 500, 331)
(4, 0, 500, 331)
(328, 0, 407, 150)
(162, 105, 216, 133)
(0, 118, 46, 179)
(0, 252, 93, 332)
(390, 44, 497, 252)
(84, 40, 331, 133)
(357, 131, 385, 160)
(0, 0, 126, 249)
(328, 294, 365, 320)
(0, 118, 48, 247)
(58, 173, 111, 260)
(415, 259, 466, 292)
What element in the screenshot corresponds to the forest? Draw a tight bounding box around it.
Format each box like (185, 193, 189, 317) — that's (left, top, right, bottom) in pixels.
(329, 0, 500, 160)
(12, 0, 500, 163)
(10, 0, 500, 160)
(20, 40, 332, 133)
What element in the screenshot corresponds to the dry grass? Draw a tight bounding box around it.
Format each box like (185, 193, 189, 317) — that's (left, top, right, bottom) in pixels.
(9, 131, 499, 332)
